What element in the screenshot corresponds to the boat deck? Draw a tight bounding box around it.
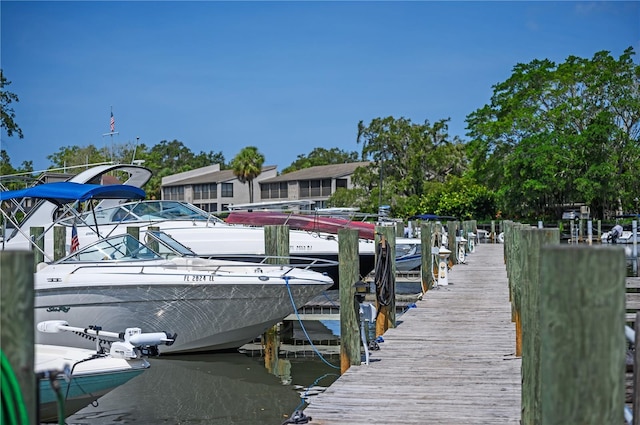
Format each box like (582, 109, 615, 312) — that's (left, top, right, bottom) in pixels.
(302, 243, 521, 424)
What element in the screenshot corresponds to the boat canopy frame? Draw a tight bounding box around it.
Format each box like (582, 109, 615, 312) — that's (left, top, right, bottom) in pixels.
(1, 182, 146, 262)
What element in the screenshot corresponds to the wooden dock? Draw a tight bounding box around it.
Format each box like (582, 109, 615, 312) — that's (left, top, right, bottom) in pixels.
(303, 243, 521, 424)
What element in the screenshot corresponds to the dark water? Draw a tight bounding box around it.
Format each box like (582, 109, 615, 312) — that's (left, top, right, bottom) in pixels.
(62, 350, 340, 425)
(50, 284, 421, 425)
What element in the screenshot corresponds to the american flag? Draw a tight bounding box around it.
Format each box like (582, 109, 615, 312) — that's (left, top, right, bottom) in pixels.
(110, 111, 115, 132)
(70, 224, 80, 253)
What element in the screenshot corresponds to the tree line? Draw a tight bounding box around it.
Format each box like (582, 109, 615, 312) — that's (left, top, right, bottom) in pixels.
(2, 47, 639, 221)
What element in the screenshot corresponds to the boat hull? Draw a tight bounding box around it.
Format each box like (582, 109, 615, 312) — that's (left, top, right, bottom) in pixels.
(35, 280, 331, 354)
(601, 230, 639, 244)
(36, 344, 148, 422)
(396, 254, 422, 272)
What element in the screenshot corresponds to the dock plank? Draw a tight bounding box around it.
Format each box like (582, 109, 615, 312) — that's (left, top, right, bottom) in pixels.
(303, 243, 521, 424)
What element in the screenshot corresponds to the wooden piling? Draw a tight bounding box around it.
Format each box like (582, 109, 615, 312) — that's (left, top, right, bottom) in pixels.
(447, 221, 458, 267)
(30, 226, 44, 272)
(338, 228, 360, 373)
(264, 225, 289, 263)
(420, 222, 434, 293)
(509, 223, 525, 357)
(520, 228, 560, 425)
(395, 221, 404, 238)
(491, 220, 496, 243)
(504, 221, 535, 357)
(374, 225, 396, 337)
(53, 225, 66, 261)
(262, 325, 280, 375)
(126, 226, 140, 240)
(126, 226, 141, 257)
(263, 225, 290, 373)
(539, 245, 626, 425)
(0, 250, 36, 424)
(462, 220, 471, 254)
(634, 311, 640, 425)
(147, 226, 160, 252)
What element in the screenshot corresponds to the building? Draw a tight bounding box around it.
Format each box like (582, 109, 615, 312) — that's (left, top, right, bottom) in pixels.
(258, 162, 369, 209)
(160, 162, 369, 211)
(160, 164, 278, 212)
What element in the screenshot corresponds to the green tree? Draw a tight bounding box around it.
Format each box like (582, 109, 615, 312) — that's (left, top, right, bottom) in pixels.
(0, 149, 16, 176)
(230, 146, 265, 203)
(281, 147, 360, 174)
(47, 144, 109, 169)
(0, 70, 23, 139)
(416, 176, 497, 220)
(326, 187, 370, 211)
(466, 47, 640, 219)
(1, 150, 34, 190)
(355, 116, 467, 216)
(44, 139, 225, 199)
(137, 139, 226, 199)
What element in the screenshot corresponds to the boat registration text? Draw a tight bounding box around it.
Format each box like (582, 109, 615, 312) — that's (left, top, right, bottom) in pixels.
(183, 275, 214, 282)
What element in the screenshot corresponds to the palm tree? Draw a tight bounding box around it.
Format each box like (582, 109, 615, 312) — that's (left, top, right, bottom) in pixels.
(231, 146, 265, 203)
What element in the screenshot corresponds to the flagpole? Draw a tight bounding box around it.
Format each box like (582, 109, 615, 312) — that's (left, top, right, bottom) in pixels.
(102, 106, 119, 162)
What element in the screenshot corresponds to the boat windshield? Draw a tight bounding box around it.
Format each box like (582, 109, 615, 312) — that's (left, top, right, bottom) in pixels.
(144, 230, 197, 257)
(58, 201, 226, 226)
(396, 243, 417, 257)
(61, 234, 162, 262)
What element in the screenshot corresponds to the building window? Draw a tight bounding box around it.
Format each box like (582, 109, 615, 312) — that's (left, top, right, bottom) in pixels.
(261, 182, 288, 199)
(193, 183, 217, 200)
(194, 203, 217, 212)
(321, 179, 331, 196)
(336, 178, 348, 190)
(163, 186, 184, 201)
(299, 179, 332, 198)
(300, 181, 309, 198)
(221, 182, 234, 197)
(279, 182, 288, 198)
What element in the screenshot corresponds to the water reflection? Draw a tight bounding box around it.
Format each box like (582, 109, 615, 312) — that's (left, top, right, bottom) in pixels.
(64, 351, 339, 425)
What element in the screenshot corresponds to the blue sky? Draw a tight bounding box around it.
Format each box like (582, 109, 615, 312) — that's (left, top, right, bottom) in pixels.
(2, 1, 639, 173)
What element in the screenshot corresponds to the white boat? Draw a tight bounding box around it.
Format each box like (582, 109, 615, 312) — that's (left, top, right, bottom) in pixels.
(34, 230, 334, 354)
(225, 210, 427, 271)
(36, 321, 174, 422)
(395, 237, 423, 272)
(601, 229, 639, 244)
(1, 183, 335, 354)
(0, 164, 376, 284)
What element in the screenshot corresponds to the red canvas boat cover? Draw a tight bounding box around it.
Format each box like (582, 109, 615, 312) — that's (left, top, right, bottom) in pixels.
(225, 211, 376, 240)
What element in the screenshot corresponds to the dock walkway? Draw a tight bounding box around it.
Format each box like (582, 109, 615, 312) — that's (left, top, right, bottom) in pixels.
(303, 243, 521, 424)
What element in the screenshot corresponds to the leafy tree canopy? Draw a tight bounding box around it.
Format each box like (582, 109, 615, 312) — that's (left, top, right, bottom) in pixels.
(137, 140, 226, 199)
(415, 176, 498, 221)
(281, 147, 360, 174)
(466, 47, 640, 219)
(0, 70, 23, 139)
(42, 139, 225, 199)
(0, 150, 33, 190)
(354, 116, 467, 216)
